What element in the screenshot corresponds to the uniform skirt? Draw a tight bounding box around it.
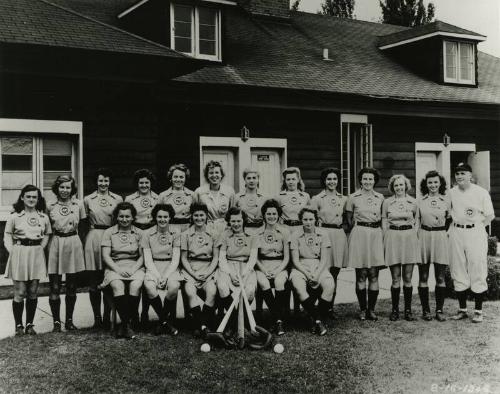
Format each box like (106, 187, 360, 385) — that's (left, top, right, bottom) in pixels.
(182, 259, 217, 289)
(418, 228, 449, 266)
(384, 228, 421, 266)
(347, 226, 385, 269)
(84, 228, 106, 271)
(48, 234, 85, 275)
(101, 259, 145, 287)
(323, 227, 348, 268)
(5, 244, 47, 281)
(217, 260, 257, 293)
(144, 260, 183, 285)
(289, 259, 334, 289)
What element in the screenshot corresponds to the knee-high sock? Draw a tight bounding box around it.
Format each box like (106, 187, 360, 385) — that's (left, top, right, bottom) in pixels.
(356, 288, 367, 311)
(255, 287, 264, 312)
(89, 290, 102, 318)
(330, 291, 336, 310)
(368, 290, 379, 311)
(403, 286, 412, 312)
(318, 298, 330, 321)
(456, 290, 467, 310)
(418, 287, 430, 313)
(149, 296, 164, 322)
(128, 295, 140, 324)
(12, 300, 24, 326)
(141, 291, 150, 318)
(49, 298, 61, 322)
(391, 286, 400, 311)
(103, 296, 111, 323)
(162, 298, 177, 320)
(190, 305, 203, 326)
(262, 289, 276, 317)
(65, 295, 77, 322)
(114, 295, 129, 324)
(202, 305, 215, 328)
(301, 297, 318, 320)
(25, 298, 38, 325)
(474, 291, 485, 311)
(435, 287, 446, 312)
(274, 290, 286, 321)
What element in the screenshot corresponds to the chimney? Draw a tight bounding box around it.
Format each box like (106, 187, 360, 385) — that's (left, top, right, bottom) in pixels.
(237, 0, 290, 20)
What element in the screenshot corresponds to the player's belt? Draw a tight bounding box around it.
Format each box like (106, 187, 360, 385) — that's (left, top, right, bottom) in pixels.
(153, 257, 171, 262)
(454, 223, 475, 229)
(54, 231, 77, 237)
(190, 257, 212, 262)
(246, 221, 264, 228)
(356, 221, 381, 228)
(283, 219, 301, 226)
(258, 254, 283, 261)
(15, 239, 42, 246)
(389, 225, 413, 231)
(421, 225, 446, 231)
(92, 224, 110, 230)
(228, 258, 249, 263)
(134, 222, 154, 230)
(170, 218, 190, 225)
(321, 223, 342, 229)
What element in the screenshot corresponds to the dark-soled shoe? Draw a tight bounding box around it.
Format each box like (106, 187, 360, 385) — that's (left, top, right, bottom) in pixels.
(422, 311, 433, 321)
(65, 319, 78, 331)
(275, 320, 285, 336)
(390, 310, 399, 321)
(25, 324, 37, 335)
(366, 310, 378, 321)
(404, 310, 415, 322)
(52, 321, 62, 333)
(15, 324, 24, 336)
(435, 311, 446, 322)
(316, 320, 327, 336)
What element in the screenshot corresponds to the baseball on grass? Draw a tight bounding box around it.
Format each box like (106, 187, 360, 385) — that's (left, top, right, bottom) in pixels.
(273, 343, 284, 354)
(200, 343, 211, 353)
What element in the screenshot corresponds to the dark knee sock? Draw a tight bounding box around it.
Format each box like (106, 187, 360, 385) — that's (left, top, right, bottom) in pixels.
(435, 286, 446, 312)
(103, 296, 111, 322)
(318, 298, 330, 321)
(356, 288, 367, 311)
(368, 290, 379, 311)
(418, 287, 430, 313)
(12, 300, 24, 326)
(89, 290, 102, 318)
(162, 298, 176, 321)
(49, 298, 61, 322)
(456, 290, 467, 309)
(274, 290, 286, 321)
(190, 305, 203, 326)
(262, 289, 276, 316)
(114, 295, 129, 324)
(25, 298, 38, 325)
(330, 291, 336, 310)
(255, 288, 264, 312)
(220, 295, 233, 312)
(403, 286, 412, 311)
(128, 295, 140, 324)
(202, 305, 215, 328)
(141, 292, 150, 317)
(65, 295, 77, 322)
(293, 291, 301, 313)
(301, 297, 318, 320)
(391, 286, 400, 311)
(149, 296, 164, 321)
(474, 291, 485, 311)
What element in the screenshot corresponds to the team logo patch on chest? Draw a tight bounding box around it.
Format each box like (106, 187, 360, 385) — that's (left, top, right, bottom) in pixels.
(305, 236, 315, 247)
(99, 198, 109, 208)
(290, 196, 299, 205)
(397, 203, 405, 211)
(264, 234, 275, 244)
(430, 199, 438, 208)
(59, 206, 70, 216)
(366, 197, 374, 206)
(196, 235, 206, 246)
(235, 237, 245, 247)
(330, 198, 338, 207)
(465, 208, 475, 217)
(220, 203, 228, 213)
(140, 198, 151, 209)
(173, 195, 184, 206)
(27, 216, 40, 227)
(118, 233, 130, 244)
(158, 234, 170, 246)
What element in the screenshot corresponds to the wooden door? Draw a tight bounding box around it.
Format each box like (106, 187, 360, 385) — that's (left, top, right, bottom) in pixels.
(251, 149, 282, 198)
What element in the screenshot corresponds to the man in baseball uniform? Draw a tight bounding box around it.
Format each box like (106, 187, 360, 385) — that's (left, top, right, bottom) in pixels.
(449, 163, 494, 323)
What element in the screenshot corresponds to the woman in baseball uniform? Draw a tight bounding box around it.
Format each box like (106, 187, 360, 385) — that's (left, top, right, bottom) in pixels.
(83, 168, 122, 329)
(193, 160, 235, 239)
(47, 175, 86, 332)
(382, 174, 420, 322)
(159, 164, 193, 234)
(417, 170, 450, 322)
(101, 201, 145, 339)
(255, 199, 290, 336)
(346, 168, 384, 321)
(4, 185, 51, 335)
(181, 203, 219, 336)
(310, 168, 348, 317)
(141, 203, 181, 336)
(290, 207, 333, 336)
(448, 163, 494, 323)
(235, 169, 266, 235)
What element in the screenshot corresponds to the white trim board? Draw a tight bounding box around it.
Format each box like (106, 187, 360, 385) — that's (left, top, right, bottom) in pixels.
(340, 114, 368, 124)
(379, 31, 486, 50)
(119, 0, 236, 18)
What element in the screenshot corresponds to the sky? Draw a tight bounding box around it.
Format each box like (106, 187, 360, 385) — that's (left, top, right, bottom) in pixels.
(298, 0, 500, 57)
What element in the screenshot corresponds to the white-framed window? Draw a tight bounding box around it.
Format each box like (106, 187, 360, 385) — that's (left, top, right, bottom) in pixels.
(443, 40, 475, 85)
(0, 118, 83, 221)
(170, 3, 221, 61)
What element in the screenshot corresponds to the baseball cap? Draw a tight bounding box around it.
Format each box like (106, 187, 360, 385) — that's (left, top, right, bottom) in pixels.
(454, 162, 472, 173)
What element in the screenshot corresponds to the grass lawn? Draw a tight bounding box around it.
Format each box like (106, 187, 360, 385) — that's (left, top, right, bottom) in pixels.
(0, 298, 498, 394)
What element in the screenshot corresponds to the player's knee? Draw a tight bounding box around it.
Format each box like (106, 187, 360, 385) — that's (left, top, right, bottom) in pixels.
(274, 274, 287, 290)
(128, 281, 143, 296)
(167, 280, 181, 296)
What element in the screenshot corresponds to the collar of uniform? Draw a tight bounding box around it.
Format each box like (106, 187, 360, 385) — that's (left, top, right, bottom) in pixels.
(318, 190, 343, 199)
(162, 187, 193, 197)
(111, 224, 139, 234)
(54, 198, 78, 206)
(16, 210, 26, 217)
(228, 230, 250, 238)
(238, 191, 262, 198)
(188, 226, 211, 237)
(198, 184, 233, 197)
(296, 227, 320, 238)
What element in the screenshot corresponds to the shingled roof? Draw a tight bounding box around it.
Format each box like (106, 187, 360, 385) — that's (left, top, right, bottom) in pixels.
(0, 0, 184, 58)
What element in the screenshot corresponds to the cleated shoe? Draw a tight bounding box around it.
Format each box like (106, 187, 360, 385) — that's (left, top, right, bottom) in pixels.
(451, 310, 468, 321)
(25, 324, 37, 335)
(316, 320, 327, 336)
(366, 310, 378, 321)
(65, 319, 78, 331)
(52, 321, 62, 333)
(15, 324, 24, 336)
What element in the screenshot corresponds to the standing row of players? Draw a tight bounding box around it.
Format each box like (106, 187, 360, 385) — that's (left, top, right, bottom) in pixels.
(4, 160, 494, 338)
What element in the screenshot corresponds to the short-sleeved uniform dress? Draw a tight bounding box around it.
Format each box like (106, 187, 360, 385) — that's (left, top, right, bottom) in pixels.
(4, 210, 52, 281)
(181, 226, 218, 289)
(125, 191, 159, 230)
(383, 196, 421, 266)
(277, 190, 310, 234)
(218, 230, 257, 291)
(141, 226, 182, 286)
(193, 184, 235, 238)
(100, 225, 145, 287)
(418, 194, 450, 266)
(311, 190, 348, 268)
(289, 227, 333, 288)
(235, 191, 266, 236)
(346, 190, 385, 269)
(84, 191, 122, 271)
(255, 225, 290, 281)
(47, 199, 86, 275)
(158, 187, 194, 233)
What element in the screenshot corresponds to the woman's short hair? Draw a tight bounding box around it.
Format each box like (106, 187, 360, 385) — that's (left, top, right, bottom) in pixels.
(281, 166, 305, 191)
(242, 168, 260, 188)
(94, 168, 113, 184)
(225, 206, 248, 226)
(203, 161, 225, 182)
(133, 169, 156, 189)
(167, 164, 190, 183)
(112, 201, 137, 223)
(51, 175, 78, 197)
(320, 167, 341, 189)
(151, 203, 175, 223)
(298, 207, 318, 222)
(420, 170, 447, 196)
(357, 167, 380, 186)
(189, 202, 209, 224)
(13, 185, 46, 213)
(261, 198, 282, 219)
(388, 174, 412, 194)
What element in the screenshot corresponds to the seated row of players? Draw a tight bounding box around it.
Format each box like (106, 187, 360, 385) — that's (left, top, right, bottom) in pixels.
(4, 160, 493, 338)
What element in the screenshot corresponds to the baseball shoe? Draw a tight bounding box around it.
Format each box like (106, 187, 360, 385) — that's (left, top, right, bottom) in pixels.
(359, 310, 367, 321)
(435, 311, 446, 322)
(52, 321, 62, 333)
(161, 321, 179, 336)
(404, 310, 415, 321)
(390, 310, 399, 321)
(472, 312, 483, 323)
(123, 324, 137, 339)
(275, 320, 285, 336)
(65, 319, 78, 331)
(451, 310, 468, 320)
(25, 323, 37, 335)
(366, 310, 378, 321)
(15, 324, 24, 336)
(315, 320, 327, 336)
(422, 311, 433, 321)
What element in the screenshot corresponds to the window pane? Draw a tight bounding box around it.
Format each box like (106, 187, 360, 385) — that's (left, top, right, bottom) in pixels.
(1, 137, 32, 154)
(175, 37, 192, 53)
(2, 172, 33, 189)
(459, 42, 473, 81)
(445, 42, 457, 80)
(174, 5, 192, 23)
(43, 172, 71, 190)
(199, 40, 216, 56)
(43, 156, 72, 171)
(43, 139, 72, 155)
(2, 155, 32, 171)
(198, 7, 216, 25)
(174, 21, 192, 38)
(199, 24, 216, 41)
(2, 190, 22, 206)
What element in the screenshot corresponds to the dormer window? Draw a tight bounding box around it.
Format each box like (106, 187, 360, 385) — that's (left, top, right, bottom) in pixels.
(443, 41, 475, 85)
(170, 3, 221, 61)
